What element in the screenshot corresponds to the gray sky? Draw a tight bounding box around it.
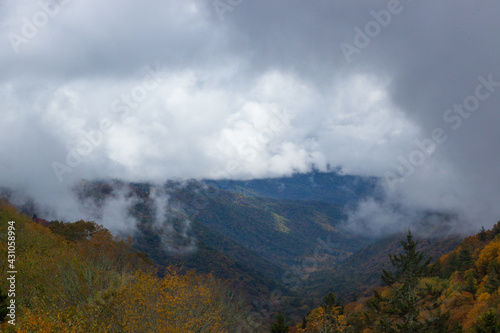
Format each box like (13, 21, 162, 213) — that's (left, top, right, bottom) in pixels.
(1, 0, 499, 233)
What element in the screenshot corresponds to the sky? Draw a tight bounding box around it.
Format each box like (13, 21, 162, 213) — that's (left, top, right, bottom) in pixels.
(0, 0, 499, 234)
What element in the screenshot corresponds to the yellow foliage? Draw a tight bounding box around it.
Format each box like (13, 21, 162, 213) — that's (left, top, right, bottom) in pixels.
(104, 269, 245, 332)
(463, 292, 493, 330)
(478, 292, 491, 302)
(476, 237, 500, 274)
(0, 201, 248, 332)
(299, 306, 347, 333)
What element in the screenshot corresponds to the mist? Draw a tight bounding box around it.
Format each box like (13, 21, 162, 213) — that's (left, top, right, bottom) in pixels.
(1, 0, 499, 236)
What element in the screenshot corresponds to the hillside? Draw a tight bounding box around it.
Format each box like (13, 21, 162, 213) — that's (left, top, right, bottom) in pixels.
(305, 233, 463, 302)
(206, 171, 379, 205)
(4, 174, 487, 329)
(0, 200, 258, 332)
(74, 179, 374, 292)
(293, 221, 500, 332)
(2, 177, 497, 332)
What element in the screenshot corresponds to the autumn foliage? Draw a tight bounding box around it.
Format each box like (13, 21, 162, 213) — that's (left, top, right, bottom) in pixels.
(296, 223, 500, 332)
(0, 200, 251, 332)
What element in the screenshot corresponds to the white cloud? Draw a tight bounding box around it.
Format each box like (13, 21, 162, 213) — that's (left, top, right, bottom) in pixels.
(1, 0, 499, 234)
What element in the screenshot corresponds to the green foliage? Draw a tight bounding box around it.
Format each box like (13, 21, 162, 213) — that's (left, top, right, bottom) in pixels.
(323, 292, 342, 314)
(76, 179, 375, 320)
(457, 245, 474, 271)
(463, 268, 478, 296)
(381, 230, 432, 286)
(473, 308, 500, 333)
(307, 232, 462, 301)
(368, 230, 446, 332)
(48, 220, 102, 242)
(479, 226, 487, 242)
(483, 261, 500, 294)
(300, 316, 307, 329)
(270, 312, 289, 333)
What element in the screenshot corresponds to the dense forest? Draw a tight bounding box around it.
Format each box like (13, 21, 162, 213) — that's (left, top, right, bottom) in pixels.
(289, 223, 500, 332)
(2, 192, 500, 331)
(0, 200, 257, 332)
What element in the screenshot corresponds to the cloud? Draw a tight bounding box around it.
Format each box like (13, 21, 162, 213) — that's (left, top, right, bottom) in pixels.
(0, 0, 499, 234)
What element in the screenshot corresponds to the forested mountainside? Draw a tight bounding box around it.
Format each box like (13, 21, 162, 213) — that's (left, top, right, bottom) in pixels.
(206, 171, 379, 205)
(3, 171, 498, 331)
(73, 179, 373, 293)
(306, 232, 463, 302)
(2, 198, 499, 332)
(71, 178, 377, 320)
(0, 200, 256, 332)
(291, 223, 500, 332)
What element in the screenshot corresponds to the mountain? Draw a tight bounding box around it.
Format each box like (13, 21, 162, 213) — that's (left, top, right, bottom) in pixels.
(2, 172, 474, 325)
(4, 182, 498, 332)
(305, 232, 463, 302)
(73, 178, 374, 300)
(295, 221, 500, 332)
(205, 171, 380, 205)
(0, 200, 255, 332)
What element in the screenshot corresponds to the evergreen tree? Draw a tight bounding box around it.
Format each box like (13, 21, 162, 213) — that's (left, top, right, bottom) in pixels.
(479, 226, 487, 242)
(300, 316, 307, 329)
(492, 222, 500, 237)
(463, 269, 478, 297)
(457, 245, 474, 271)
(442, 251, 460, 278)
(323, 292, 342, 314)
(484, 261, 500, 294)
(473, 308, 500, 333)
(368, 230, 446, 332)
(270, 312, 289, 333)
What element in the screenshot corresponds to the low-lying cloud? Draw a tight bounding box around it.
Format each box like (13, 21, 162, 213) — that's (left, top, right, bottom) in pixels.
(1, 0, 499, 236)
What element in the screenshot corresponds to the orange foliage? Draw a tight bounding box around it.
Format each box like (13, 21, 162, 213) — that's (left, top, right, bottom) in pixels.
(0, 201, 248, 332)
(476, 237, 500, 274)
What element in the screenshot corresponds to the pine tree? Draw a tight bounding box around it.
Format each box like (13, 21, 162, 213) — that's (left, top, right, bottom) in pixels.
(473, 308, 500, 333)
(479, 226, 487, 242)
(323, 292, 342, 313)
(270, 312, 289, 333)
(369, 230, 446, 332)
(457, 245, 474, 271)
(484, 261, 500, 294)
(463, 269, 478, 297)
(300, 316, 307, 329)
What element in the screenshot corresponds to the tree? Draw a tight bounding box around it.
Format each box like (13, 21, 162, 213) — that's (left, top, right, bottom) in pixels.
(297, 294, 347, 333)
(368, 230, 446, 332)
(270, 312, 289, 333)
(457, 245, 474, 271)
(483, 261, 500, 294)
(479, 226, 487, 242)
(463, 269, 478, 297)
(300, 316, 307, 330)
(473, 308, 500, 333)
(323, 292, 342, 314)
